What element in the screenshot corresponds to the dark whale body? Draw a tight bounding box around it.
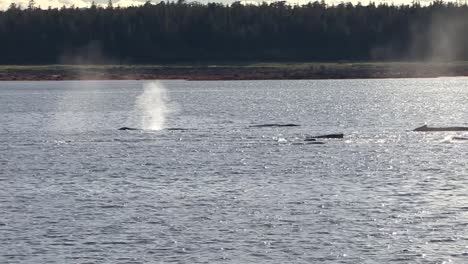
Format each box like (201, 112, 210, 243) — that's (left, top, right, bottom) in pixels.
(249, 123, 300, 128)
(452, 137, 468, 141)
(166, 128, 191, 131)
(293, 141, 325, 145)
(118, 127, 140, 131)
(118, 127, 192, 131)
(414, 125, 468, 132)
(307, 133, 344, 139)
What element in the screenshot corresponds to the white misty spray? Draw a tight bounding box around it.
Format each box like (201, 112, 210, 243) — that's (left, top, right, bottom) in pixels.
(136, 81, 170, 130)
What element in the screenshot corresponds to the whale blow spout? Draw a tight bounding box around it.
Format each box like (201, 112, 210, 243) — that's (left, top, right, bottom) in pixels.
(137, 81, 169, 131)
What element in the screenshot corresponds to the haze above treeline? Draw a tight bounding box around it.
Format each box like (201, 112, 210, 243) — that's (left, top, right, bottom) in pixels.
(1, 0, 468, 64)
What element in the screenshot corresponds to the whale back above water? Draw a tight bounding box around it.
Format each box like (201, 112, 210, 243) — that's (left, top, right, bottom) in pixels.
(249, 123, 300, 128)
(452, 137, 468, 141)
(118, 127, 192, 131)
(307, 133, 344, 139)
(118, 127, 140, 131)
(414, 125, 468, 132)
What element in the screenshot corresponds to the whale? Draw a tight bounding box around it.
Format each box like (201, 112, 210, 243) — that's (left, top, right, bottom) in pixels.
(249, 123, 300, 128)
(306, 133, 344, 139)
(452, 137, 468, 141)
(118, 127, 192, 131)
(118, 127, 140, 131)
(293, 141, 325, 145)
(413, 125, 468, 132)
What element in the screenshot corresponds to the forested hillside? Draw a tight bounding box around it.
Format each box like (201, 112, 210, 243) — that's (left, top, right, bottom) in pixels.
(1, 1, 467, 64)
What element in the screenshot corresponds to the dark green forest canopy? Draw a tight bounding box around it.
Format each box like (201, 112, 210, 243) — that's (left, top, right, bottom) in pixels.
(1, 1, 468, 64)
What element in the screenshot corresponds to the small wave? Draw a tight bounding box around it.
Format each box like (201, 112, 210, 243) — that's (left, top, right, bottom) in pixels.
(113, 138, 155, 143)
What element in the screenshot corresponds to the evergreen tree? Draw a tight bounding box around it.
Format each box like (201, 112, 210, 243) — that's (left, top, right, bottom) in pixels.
(0, 1, 467, 64)
(27, 0, 35, 9)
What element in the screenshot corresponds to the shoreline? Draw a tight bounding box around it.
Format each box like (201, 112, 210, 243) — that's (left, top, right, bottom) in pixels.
(2, 62, 468, 81)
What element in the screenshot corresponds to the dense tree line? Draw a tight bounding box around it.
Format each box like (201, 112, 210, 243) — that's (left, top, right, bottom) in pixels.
(1, 1, 468, 64)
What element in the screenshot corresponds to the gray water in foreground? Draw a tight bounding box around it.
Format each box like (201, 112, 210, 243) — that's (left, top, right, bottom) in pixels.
(1, 79, 468, 263)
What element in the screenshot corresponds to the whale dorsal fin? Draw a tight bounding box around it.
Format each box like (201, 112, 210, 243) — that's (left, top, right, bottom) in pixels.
(414, 125, 428, 131)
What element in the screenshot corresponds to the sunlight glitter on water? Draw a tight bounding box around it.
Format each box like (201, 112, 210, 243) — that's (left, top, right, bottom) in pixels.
(0, 79, 468, 263)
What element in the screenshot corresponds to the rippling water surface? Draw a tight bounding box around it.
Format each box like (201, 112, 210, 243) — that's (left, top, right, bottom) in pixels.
(1, 79, 468, 263)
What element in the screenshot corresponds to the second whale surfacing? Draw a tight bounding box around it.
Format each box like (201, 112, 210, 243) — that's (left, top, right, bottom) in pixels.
(249, 123, 300, 128)
(414, 125, 468, 132)
(118, 127, 192, 131)
(306, 133, 344, 139)
(118, 127, 140, 131)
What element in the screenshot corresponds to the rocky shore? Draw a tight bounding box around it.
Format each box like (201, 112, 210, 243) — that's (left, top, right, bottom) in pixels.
(1, 62, 468, 81)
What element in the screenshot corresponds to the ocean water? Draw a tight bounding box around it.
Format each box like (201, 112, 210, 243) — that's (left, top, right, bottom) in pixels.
(1, 79, 468, 263)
